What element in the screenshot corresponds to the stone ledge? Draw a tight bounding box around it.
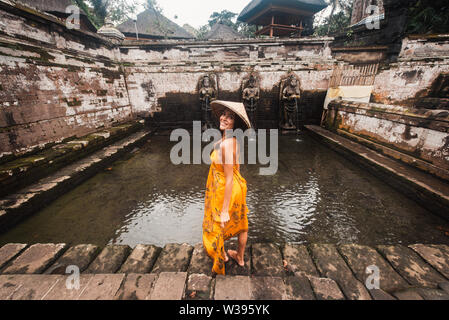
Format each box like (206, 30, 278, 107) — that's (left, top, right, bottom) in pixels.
(0, 242, 447, 300)
(0, 121, 144, 198)
(305, 125, 449, 219)
(0, 128, 154, 233)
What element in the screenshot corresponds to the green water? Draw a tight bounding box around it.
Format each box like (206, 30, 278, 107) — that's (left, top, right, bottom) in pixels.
(0, 132, 448, 247)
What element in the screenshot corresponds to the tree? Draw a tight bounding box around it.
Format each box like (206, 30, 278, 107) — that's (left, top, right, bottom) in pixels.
(208, 10, 237, 27)
(313, 0, 354, 36)
(406, 0, 449, 34)
(201, 10, 256, 38)
(73, 0, 138, 27)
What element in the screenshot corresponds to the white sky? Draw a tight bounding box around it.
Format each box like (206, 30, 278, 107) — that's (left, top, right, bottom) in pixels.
(134, 0, 256, 29)
(133, 0, 332, 29)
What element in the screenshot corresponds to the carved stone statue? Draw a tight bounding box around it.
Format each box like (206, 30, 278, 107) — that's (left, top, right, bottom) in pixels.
(242, 74, 260, 129)
(198, 75, 217, 130)
(280, 74, 301, 130)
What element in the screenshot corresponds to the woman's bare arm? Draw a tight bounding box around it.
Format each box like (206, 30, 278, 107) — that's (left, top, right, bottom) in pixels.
(220, 138, 236, 227)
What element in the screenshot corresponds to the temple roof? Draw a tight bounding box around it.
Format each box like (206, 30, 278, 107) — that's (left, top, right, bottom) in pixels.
(238, 0, 328, 23)
(117, 8, 194, 39)
(204, 23, 244, 40)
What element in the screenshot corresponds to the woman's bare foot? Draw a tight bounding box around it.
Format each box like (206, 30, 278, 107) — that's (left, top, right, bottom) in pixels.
(227, 249, 244, 267)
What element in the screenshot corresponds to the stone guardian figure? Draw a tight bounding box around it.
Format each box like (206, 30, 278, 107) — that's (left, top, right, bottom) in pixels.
(242, 74, 260, 129)
(199, 75, 217, 131)
(280, 74, 301, 130)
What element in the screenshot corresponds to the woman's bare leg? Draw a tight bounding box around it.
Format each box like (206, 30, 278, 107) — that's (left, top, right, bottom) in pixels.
(228, 231, 248, 266)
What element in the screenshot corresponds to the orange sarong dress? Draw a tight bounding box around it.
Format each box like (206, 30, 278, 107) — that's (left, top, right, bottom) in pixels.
(202, 148, 249, 275)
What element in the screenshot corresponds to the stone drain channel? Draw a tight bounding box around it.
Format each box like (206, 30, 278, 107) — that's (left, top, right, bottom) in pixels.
(0, 242, 448, 300)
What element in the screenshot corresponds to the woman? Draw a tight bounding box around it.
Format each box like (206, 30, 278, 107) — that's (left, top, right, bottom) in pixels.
(203, 100, 251, 275)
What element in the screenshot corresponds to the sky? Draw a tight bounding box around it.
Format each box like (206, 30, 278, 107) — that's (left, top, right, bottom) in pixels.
(132, 0, 333, 29)
(134, 0, 251, 29)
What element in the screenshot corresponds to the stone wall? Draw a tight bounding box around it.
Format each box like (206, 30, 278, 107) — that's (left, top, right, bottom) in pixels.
(324, 100, 449, 175)
(1, 0, 449, 171)
(371, 35, 449, 106)
(0, 1, 132, 158)
(120, 38, 334, 129)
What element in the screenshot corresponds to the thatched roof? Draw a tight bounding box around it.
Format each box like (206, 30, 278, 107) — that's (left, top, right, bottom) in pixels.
(204, 23, 244, 40)
(238, 0, 328, 22)
(117, 8, 194, 39)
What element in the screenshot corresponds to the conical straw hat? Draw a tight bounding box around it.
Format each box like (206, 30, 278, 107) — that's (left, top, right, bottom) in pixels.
(210, 100, 252, 129)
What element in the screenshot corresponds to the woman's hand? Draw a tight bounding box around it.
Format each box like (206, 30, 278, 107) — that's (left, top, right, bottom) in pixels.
(220, 211, 230, 229)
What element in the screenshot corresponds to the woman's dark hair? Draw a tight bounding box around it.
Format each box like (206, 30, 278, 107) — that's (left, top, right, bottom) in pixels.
(233, 114, 247, 131)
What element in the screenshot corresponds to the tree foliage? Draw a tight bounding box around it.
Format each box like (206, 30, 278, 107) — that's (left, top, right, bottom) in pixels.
(313, 0, 354, 36)
(406, 0, 449, 34)
(197, 10, 256, 39)
(73, 0, 138, 27)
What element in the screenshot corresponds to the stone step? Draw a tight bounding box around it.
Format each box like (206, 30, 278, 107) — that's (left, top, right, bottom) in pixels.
(310, 244, 371, 300)
(41, 274, 95, 300)
(409, 244, 449, 279)
(0, 129, 153, 233)
(416, 288, 449, 300)
(251, 276, 286, 300)
(45, 244, 100, 274)
(214, 275, 251, 300)
(338, 244, 409, 292)
(0, 121, 144, 198)
(187, 244, 213, 275)
(0, 243, 28, 271)
(151, 243, 193, 273)
(114, 273, 158, 300)
(118, 244, 161, 274)
(282, 244, 319, 277)
(307, 275, 345, 300)
(305, 125, 449, 218)
(284, 273, 316, 300)
(438, 282, 449, 294)
(148, 272, 187, 300)
(185, 273, 213, 300)
(84, 245, 131, 274)
(377, 245, 447, 288)
(392, 289, 424, 300)
(1, 243, 67, 274)
(368, 289, 397, 300)
(252, 243, 283, 277)
(225, 243, 251, 276)
(0, 274, 62, 300)
(77, 274, 125, 300)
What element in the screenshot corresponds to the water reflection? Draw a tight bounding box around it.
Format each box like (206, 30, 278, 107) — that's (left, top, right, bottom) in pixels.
(0, 133, 448, 247)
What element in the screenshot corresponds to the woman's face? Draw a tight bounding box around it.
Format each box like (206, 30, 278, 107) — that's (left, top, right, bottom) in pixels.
(220, 109, 235, 131)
